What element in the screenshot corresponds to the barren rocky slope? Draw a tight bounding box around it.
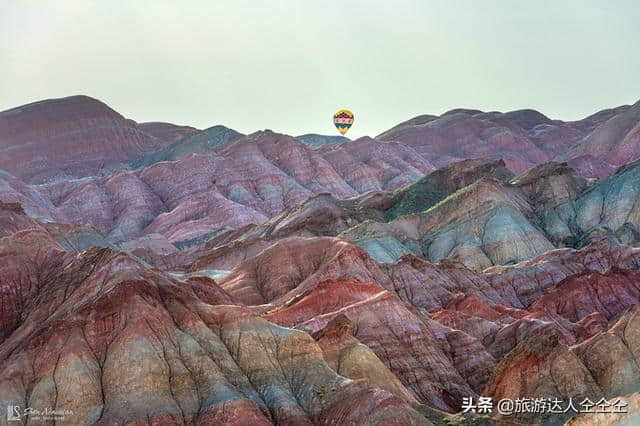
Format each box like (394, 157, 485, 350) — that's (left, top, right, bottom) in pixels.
(0, 225, 429, 425)
(3, 201, 640, 424)
(378, 102, 640, 178)
(2, 96, 640, 253)
(0, 96, 196, 183)
(2, 96, 640, 424)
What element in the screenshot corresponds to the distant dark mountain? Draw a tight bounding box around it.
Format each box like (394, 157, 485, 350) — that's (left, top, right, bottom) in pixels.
(296, 133, 349, 148)
(384, 158, 514, 221)
(130, 125, 243, 169)
(136, 121, 199, 143)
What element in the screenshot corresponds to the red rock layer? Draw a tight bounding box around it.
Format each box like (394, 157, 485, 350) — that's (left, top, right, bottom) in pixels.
(0, 242, 430, 425)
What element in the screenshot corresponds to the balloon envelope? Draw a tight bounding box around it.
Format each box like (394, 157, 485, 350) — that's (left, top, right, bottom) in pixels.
(333, 109, 354, 135)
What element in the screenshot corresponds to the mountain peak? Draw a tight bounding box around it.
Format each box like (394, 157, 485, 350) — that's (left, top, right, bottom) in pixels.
(0, 94, 122, 121)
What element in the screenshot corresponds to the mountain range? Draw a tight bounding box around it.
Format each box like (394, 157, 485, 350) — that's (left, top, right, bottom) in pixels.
(2, 95, 640, 425)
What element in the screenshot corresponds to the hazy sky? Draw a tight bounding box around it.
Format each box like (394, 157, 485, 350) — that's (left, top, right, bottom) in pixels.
(2, 1, 639, 138)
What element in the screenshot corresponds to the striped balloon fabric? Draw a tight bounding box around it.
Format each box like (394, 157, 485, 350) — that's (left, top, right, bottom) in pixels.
(333, 109, 354, 135)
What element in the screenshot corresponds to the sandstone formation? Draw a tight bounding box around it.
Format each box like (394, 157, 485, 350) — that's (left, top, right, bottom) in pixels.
(377, 109, 552, 173)
(0, 96, 193, 183)
(3, 96, 640, 264)
(378, 101, 640, 178)
(2, 95, 640, 424)
(0, 238, 430, 425)
(561, 100, 640, 169)
(384, 158, 514, 221)
(318, 137, 436, 192)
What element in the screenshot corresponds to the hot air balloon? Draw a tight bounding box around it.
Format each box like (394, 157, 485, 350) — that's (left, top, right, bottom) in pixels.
(333, 109, 354, 135)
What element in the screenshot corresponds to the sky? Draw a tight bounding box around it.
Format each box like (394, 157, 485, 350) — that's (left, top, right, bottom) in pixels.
(1, 1, 639, 139)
